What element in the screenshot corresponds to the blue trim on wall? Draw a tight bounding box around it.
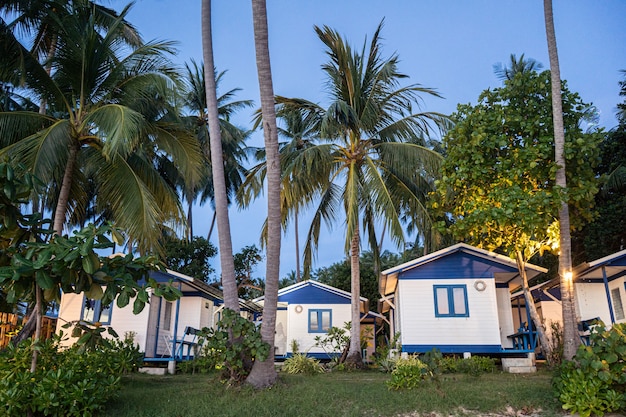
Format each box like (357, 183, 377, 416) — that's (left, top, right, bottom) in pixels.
(495, 283, 510, 289)
(433, 285, 469, 317)
(278, 284, 350, 304)
(280, 352, 340, 360)
(402, 344, 503, 354)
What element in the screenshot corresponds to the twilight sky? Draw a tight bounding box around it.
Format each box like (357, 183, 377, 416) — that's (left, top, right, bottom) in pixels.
(110, 0, 625, 279)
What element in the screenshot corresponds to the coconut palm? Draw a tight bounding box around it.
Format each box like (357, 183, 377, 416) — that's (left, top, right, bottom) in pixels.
(0, 4, 202, 252)
(262, 22, 448, 367)
(246, 0, 282, 388)
(544, 0, 579, 360)
(180, 59, 252, 241)
(200, 0, 240, 312)
(493, 53, 543, 81)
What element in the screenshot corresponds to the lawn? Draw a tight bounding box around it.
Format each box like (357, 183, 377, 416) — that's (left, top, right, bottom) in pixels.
(103, 369, 565, 417)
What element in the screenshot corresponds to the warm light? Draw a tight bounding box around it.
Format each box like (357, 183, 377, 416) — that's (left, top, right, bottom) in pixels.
(564, 271, 573, 281)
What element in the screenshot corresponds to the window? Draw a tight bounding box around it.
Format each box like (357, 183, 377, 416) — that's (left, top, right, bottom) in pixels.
(308, 309, 332, 333)
(81, 297, 112, 325)
(434, 285, 469, 317)
(163, 301, 172, 331)
(611, 288, 625, 321)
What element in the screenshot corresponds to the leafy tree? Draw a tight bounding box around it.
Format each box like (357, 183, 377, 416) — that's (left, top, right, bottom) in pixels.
(432, 70, 602, 362)
(0, 163, 178, 372)
(233, 245, 264, 300)
(577, 70, 626, 261)
(163, 235, 217, 281)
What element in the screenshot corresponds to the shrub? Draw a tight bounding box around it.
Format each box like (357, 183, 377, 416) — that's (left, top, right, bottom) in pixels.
(199, 308, 269, 385)
(546, 320, 564, 367)
(0, 335, 131, 416)
(282, 353, 325, 375)
(554, 322, 626, 417)
(386, 355, 434, 390)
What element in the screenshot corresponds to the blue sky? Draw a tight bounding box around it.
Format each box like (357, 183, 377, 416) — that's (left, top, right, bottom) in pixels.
(110, 0, 625, 279)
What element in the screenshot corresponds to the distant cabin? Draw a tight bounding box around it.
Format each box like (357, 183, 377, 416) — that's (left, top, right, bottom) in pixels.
(379, 243, 546, 355)
(255, 280, 382, 360)
(55, 269, 260, 361)
(573, 249, 626, 327)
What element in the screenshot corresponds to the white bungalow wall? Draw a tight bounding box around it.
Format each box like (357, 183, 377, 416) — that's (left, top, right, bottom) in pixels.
(496, 287, 516, 348)
(286, 303, 352, 355)
(397, 278, 502, 347)
(577, 279, 626, 326)
(274, 308, 288, 355)
(55, 292, 151, 351)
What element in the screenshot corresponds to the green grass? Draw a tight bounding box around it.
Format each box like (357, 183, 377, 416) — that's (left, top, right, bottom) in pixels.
(103, 369, 565, 417)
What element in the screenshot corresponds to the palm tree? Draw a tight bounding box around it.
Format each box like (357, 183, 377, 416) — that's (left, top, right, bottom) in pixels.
(271, 22, 448, 367)
(200, 0, 239, 312)
(0, 3, 202, 252)
(246, 0, 282, 388)
(180, 60, 252, 241)
(544, 0, 579, 360)
(493, 53, 543, 81)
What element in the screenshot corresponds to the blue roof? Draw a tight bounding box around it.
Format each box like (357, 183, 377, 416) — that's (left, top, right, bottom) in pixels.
(277, 281, 352, 304)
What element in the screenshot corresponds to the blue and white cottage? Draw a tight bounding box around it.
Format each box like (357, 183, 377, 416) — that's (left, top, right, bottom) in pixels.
(379, 243, 547, 356)
(255, 280, 381, 360)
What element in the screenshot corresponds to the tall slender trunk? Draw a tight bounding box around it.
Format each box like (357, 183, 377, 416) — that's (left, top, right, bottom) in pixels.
(247, 0, 281, 388)
(514, 250, 552, 361)
(207, 211, 217, 241)
(345, 226, 364, 367)
(53, 141, 79, 235)
(30, 285, 43, 373)
(543, 0, 580, 360)
(186, 197, 193, 242)
(201, 0, 239, 312)
(294, 207, 301, 282)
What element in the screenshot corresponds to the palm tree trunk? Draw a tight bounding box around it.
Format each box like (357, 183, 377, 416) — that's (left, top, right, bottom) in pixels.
(207, 211, 217, 241)
(201, 0, 239, 312)
(53, 140, 79, 235)
(543, 0, 580, 360)
(345, 226, 364, 367)
(514, 250, 552, 362)
(294, 207, 301, 282)
(247, 0, 281, 388)
(187, 197, 193, 242)
(30, 284, 43, 373)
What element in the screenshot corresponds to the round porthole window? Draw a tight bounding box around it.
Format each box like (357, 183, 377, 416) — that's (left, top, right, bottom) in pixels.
(474, 280, 487, 292)
(294, 305, 303, 313)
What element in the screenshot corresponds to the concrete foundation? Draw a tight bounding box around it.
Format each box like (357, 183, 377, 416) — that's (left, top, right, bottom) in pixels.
(501, 353, 536, 373)
(139, 367, 168, 375)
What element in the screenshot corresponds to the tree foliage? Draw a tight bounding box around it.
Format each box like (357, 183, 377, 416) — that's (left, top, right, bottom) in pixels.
(313, 250, 402, 310)
(233, 244, 264, 300)
(433, 70, 601, 256)
(163, 235, 217, 281)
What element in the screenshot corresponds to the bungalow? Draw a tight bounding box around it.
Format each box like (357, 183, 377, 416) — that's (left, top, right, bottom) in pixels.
(379, 243, 547, 356)
(254, 280, 382, 360)
(573, 249, 626, 327)
(55, 269, 261, 364)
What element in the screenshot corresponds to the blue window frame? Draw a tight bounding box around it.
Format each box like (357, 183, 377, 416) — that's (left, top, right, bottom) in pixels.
(308, 309, 332, 333)
(81, 297, 113, 325)
(434, 285, 469, 317)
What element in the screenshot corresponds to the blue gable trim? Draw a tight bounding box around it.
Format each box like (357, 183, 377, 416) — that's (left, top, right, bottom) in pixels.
(403, 344, 504, 354)
(277, 283, 351, 304)
(399, 252, 518, 280)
